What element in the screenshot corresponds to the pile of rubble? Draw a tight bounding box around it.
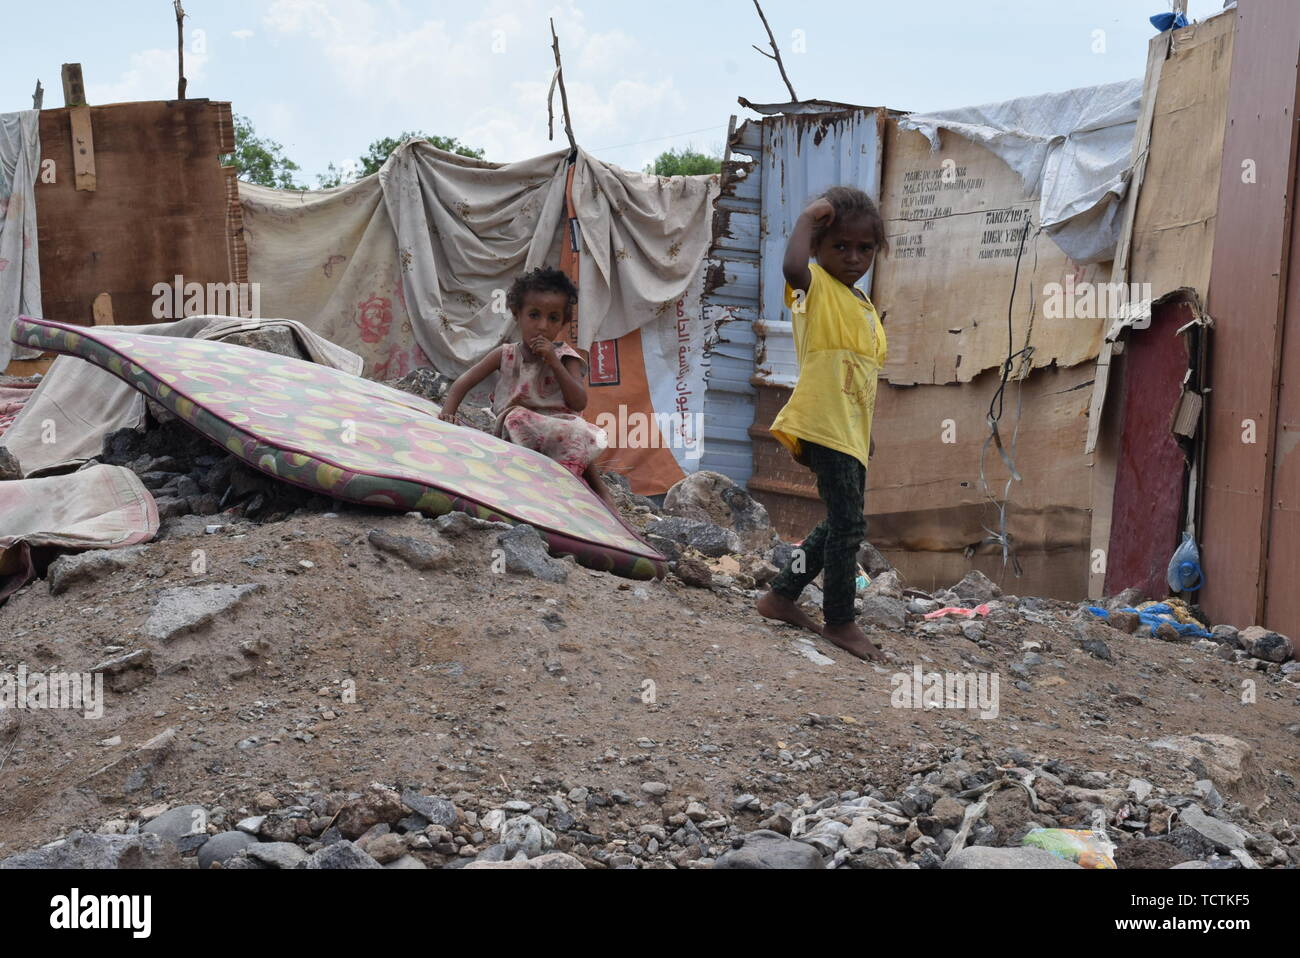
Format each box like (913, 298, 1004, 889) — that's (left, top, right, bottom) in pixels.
(3, 736, 1291, 870)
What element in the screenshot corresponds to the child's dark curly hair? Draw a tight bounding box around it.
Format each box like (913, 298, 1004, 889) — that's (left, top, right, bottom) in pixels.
(506, 266, 579, 318)
(812, 186, 889, 255)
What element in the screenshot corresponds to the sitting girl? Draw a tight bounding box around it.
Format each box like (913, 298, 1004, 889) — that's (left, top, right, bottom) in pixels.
(439, 267, 619, 513)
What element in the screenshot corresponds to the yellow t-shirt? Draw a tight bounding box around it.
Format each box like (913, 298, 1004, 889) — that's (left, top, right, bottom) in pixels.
(769, 263, 887, 469)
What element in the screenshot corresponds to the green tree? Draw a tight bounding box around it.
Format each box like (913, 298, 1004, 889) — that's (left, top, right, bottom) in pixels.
(646, 147, 722, 177)
(317, 132, 486, 188)
(223, 114, 304, 190)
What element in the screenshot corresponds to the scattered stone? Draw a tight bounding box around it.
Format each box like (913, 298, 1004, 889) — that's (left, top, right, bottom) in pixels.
(1211, 625, 1241, 648)
(302, 841, 383, 870)
(859, 593, 908, 630)
(363, 833, 408, 865)
(247, 842, 310, 869)
(1179, 805, 1248, 852)
(366, 529, 452, 571)
(500, 816, 556, 859)
(641, 782, 670, 798)
(433, 512, 509, 537)
(400, 791, 459, 828)
(144, 584, 264, 641)
(1108, 611, 1140, 634)
(86, 728, 177, 799)
(1149, 734, 1260, 802)
(48, 547, 148, 596)
(674, 556, 714, 589)
(90, 649, 156, 693)
(336, 784, 406, 840)
(496, 525, 569, 583)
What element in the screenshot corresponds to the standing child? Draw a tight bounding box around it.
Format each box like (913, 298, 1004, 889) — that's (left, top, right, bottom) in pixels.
(756, 187, 888, 662)
(439, 266, 619, 513)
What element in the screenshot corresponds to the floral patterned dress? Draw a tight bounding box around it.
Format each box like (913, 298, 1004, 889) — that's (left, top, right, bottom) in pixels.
(491, 342, 608, 478)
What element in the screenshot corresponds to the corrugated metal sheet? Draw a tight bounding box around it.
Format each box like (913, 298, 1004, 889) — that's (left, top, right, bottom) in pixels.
(699, 117, 763, 485)
(756, 109, 885, 387)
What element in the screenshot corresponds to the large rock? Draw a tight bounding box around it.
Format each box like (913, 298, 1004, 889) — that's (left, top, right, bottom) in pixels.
(0, 832, 181, 869)
(400, 790, 459, 828)
(1178, 805, 1248, 852)
(144, 584, 264, 641)
(198, 831, 257, 869)
(141, 804, 210, 854)
(0, 446, 21, 481)
(646, 515, 742, 558)
(1149, 734, 1262, 803)
(859, 594, 908, 631)
(501, 815, 557, 859)
(247, 842, 311, 869)
(713, 830, 826, 869)
(1239, 626, 1293, 663)
(950, 570, 1002, 605)
(663, 471, 774, 553)
(367, 530, 452, 571)
(496, 525, 569, 583)
(217, 325, 308, 360)
(48, 546, 149, 596)
(463, 853, 585, 870)
(942, 846, 1083, 869)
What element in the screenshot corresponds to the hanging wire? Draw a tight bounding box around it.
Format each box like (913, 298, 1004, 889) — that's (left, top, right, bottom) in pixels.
(977, 216, 1037, 576)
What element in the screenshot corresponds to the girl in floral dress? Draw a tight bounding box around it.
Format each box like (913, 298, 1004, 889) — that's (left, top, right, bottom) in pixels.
(439, 267, 618, 513)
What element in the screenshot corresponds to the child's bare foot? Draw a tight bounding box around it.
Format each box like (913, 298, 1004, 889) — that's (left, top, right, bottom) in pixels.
(821, 621, 885, 662)
(757, 590, 823, 637)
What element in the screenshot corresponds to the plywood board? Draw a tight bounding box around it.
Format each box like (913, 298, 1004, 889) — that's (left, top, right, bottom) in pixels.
(1128, 12, 1235, 299)
(873, 119, 1111, 386)
(35, 100, 238, 328)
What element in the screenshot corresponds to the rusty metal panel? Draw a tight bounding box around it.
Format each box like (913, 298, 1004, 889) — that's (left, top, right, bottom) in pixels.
(1104, 302, 1194, 598)
(1201, 0, 1300, 630)
(756, 109, 884, 387)
(700, 118, 762, 485)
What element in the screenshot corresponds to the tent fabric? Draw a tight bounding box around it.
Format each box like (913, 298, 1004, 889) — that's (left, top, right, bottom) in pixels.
(2, 315, 363, 477)
(0, 463, 158, 601)
(15, 316, 668, 581)
(242, 140, 719, 378)
(0, 110, 43, 368)
(899, 79, 1143, 263)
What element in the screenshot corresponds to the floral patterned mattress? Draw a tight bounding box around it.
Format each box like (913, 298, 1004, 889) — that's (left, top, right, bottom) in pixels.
(13, 317, 667, 580)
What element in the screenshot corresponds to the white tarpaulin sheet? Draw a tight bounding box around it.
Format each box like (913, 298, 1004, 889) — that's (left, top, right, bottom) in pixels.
(243, 140, 718, 379)
(900, 79, 1143, 263)
(0, 110, 42, 368)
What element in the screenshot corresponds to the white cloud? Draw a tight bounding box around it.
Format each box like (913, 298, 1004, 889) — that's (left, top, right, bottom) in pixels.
(87, 48, 210, 105)
(259, 0, 684, 166)
(233, 29, 255, 40)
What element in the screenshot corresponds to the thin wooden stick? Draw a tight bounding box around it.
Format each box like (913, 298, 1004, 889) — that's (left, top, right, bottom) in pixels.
(751, 0, 798, 102)
(549, 19, 578, 154)
(175, 1, 188, 100)
(32, 80, 43, 110)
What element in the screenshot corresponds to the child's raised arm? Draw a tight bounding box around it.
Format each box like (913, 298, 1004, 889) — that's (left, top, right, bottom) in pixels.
(439, 346, 504, 423)
(783, 197, 836, 294)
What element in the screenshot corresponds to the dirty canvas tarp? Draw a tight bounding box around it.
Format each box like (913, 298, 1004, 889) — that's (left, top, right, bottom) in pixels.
(900, 79, 1143, 263)
(0, 110, 42, 369)
(242, 140, 719, 379)
(2, 316, 363, 476)
(0, 464, 158, 601)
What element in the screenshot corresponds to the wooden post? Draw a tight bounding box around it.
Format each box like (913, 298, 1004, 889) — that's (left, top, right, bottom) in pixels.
(61, 64, 97, 192)
(549, 19, 577, 155)
(32, 80, 43, 111)
(751, 0, 799, 102)
(92, 293, 115, 327)
(175, 1, 188, 100)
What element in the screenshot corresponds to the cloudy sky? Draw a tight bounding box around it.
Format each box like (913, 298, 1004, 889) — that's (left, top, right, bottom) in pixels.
(2, 0, 1229, 183)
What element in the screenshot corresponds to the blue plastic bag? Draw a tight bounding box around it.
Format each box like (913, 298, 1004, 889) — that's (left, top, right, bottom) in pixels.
(1167, 533, 1204, 593)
